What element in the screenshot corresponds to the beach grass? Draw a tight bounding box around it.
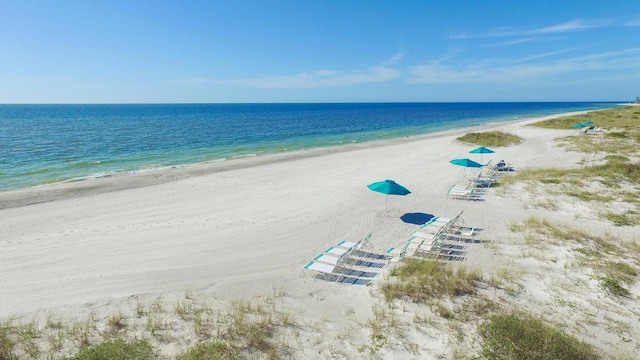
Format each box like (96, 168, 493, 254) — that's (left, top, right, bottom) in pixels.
(530, 105, 640, 130)
(532, 105, 640, 158)
(61, 339, 155, 360)
(478, 313, 601, 360)
(456, 131, 522, 147)
(509, 217, 637, 299)
(0, 293, 299, 360)
(380, 259, 483, 304)
(500, 157, 640, 226)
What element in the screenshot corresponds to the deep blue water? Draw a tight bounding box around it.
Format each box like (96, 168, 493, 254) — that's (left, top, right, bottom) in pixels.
(0, 102, 620, 190)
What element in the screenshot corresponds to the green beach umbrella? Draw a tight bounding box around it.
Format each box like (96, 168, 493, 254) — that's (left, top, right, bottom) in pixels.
(367, 179, 411, 213)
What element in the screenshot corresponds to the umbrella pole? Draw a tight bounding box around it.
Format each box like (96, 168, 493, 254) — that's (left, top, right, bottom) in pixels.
(384, 196, 389, 214)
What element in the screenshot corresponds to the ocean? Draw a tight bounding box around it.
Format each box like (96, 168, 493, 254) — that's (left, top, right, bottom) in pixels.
(0, 102, 620, 191)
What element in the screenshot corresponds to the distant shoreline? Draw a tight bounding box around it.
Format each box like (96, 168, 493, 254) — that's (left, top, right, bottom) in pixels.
(0, 108, 600, 209)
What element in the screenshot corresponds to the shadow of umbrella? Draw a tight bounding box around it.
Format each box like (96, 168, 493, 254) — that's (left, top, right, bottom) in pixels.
(400, 212, 435, 225)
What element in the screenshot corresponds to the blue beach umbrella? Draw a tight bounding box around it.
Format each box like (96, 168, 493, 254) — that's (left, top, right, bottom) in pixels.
(469, 146, 495, 163)
(367, 179, 411, 213)
(449, 158, 483, 177)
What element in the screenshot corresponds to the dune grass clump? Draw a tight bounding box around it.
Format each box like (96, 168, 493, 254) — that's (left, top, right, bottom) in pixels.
(478, 313, 601, 360)
(456, 131, 522, 147)
(174, 341, 239, 360)
(1, 318, 16, 360)
(381, 259, 482, 304)
(600, 277, 631, 298)
(61, 338, 155, 360)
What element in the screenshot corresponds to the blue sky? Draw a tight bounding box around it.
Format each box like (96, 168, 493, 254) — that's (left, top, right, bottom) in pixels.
(1, 0, 639, 103)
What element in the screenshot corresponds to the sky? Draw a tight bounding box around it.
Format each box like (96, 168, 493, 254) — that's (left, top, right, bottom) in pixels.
(0, 0, 639, 103)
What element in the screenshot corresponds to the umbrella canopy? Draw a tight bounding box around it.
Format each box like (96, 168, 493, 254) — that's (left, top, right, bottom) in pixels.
(581, 120, 594, 126)
(572, 123, 586, 129)
(367, 179, 410, 213)
(450, 158, 483, 177)
(469, 146, 495, 163)
(367, 179, 411, 195)
(449, 158, 483, 168)
(469, 146, 495, 155)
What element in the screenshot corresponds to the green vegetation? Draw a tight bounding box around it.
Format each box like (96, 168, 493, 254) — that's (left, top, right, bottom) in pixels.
(62, 339, 155, 360)
(381, 259, 482, 303)
(500, 158, 640, 226)
(600, 277, 630, 298)
(174, 341, 239, 360)
(531, 106, 640, 158)
(531, 105, 640, 130)
(456, 131, 522, 147)
(479, 313, 601, 360)
(509, 217, 637, 299)
(0, 294, 297, 360)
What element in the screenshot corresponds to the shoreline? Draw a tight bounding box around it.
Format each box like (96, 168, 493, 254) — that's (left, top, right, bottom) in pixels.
(0, 109, 595, 210)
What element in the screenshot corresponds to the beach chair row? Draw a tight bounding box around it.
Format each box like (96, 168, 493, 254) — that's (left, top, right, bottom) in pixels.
(387, 211, 476, 260)
(446, 184, 485, 201)
(303, 237, 387, 285)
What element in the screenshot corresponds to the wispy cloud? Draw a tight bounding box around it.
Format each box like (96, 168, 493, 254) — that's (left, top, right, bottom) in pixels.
(514, 47, 580, 63)
(216, 65, 402, 88)
(176, 57, 404, 89)
(382, 52, 405, 66)
(450, 19, 610, 39)
(623, 18, 640, 27)
(168, 44, 640, 90)
(406, 47, 640, 84)
(485, 37, 538, 47)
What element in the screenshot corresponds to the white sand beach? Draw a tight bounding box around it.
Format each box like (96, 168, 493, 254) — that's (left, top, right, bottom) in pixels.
(1, 112, 638, 358)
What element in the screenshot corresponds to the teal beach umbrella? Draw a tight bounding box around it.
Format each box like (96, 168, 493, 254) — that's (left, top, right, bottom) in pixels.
(581, 120, 594, 126)
(469, 146, 495, 163)
(572, 123, 586, 129)
(449, 158, 483, 177)
(367, 179, 411, 213)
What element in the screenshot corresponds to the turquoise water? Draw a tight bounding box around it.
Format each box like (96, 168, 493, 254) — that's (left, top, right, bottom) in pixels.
(0, 102, 619, 191)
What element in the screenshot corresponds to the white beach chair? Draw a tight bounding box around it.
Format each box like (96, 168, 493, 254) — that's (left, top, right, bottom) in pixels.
(323, 246, 350, 256)
(302, 261, 372, 285)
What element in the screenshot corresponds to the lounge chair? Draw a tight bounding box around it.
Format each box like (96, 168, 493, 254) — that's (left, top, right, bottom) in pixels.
(303, 261, 372, 285)
(447, 184, 484, 201)
(303, 234, 384, 285)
